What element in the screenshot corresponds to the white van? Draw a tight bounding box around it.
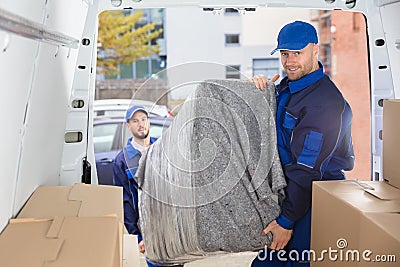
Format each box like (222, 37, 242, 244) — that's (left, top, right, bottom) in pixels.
(0, 0, 399, 265)
(93, 98, 173, 117)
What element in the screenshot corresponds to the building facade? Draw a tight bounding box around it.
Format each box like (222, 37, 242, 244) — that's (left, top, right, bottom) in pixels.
(165, 7, 312, 99)
(312, 10, 371, 180)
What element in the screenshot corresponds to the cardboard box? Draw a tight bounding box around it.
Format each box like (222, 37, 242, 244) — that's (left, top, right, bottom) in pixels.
(311, 180, 400, 266)
(311, 99, 400, 266)
(383, 99, 400, 189)
(0, 184, 125, 267)
(0, 216, 120, 267)
(17, 183, 123, 221)
(123, 234, 140, 267)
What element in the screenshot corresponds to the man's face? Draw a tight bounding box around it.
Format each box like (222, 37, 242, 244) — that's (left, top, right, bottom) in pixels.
(280, 43, 319, 81)
(126, 111, 150, 140)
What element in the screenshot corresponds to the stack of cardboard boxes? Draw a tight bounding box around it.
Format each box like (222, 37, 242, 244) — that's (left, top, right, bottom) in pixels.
(311, 100, 400, 266)
(0, 183, 139, 267)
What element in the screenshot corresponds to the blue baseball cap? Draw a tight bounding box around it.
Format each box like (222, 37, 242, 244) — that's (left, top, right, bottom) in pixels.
(270, 21, 318, 55)
(125, 105, 148, 122)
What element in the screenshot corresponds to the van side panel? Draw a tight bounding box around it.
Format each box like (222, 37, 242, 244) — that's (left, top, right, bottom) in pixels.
(0, 0, 49, 233)
(380, 2, 400, 97)
(0, 30, 38, 232)
(368, 2, 400, 180)
(60, 1, 99, 186)
(0, 0, 88, 231)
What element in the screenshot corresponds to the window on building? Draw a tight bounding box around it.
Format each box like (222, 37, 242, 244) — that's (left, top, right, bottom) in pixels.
(151, 9, 164, 25)
(136, 9, 149, 26)
(323, 16, 331, 28)
(320, 44, 332, 77)
(120, 63, 133, 79)
(225, 65, 241, 79)
(225, 34, 240, 46)
(253, 59, 280, 80)
(104, 58, 166, 80)
(151, 59, 166, 79)
(135, 60, 150, 78)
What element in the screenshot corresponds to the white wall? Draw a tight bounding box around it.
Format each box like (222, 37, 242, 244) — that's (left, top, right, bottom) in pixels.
(0, 0, 88, 232)
(241, 8, 311, 46)
(165, 7, 311, 99)
(166, 8, 225, 64)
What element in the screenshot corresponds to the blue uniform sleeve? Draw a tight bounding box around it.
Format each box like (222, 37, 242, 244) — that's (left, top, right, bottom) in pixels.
(113, 152, 141, 238)
(279, 100, 346, 226)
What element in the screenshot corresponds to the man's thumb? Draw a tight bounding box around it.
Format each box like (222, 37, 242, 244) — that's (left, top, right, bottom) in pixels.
(262, 224, 272, 236)
(269, 74, 280, 83)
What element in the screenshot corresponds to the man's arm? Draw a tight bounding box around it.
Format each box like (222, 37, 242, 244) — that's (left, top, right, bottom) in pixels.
(113, 154, 141, 237)
(280, 99, 345, 223)
(263, 100, 344, 249)
(260, 81, 347, 249)
(251, 73, 293, 249)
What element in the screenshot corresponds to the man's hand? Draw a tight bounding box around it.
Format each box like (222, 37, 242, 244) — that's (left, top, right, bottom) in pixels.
(138, 240, 145, 254)
(263, 220, 293, 250)
(249, 74, 280, 90)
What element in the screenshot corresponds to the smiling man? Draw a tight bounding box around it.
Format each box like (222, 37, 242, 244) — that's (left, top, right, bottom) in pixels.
(251, 21, 355, 267)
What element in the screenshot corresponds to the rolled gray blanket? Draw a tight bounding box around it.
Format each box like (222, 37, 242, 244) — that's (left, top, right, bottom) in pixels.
(136, 79, 286, 265)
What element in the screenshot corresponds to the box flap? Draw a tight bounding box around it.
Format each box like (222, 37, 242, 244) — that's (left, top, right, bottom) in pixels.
(46, 216, 65, 238)
(363, 212, 400, 243)
(383, 100, 400, 189)
(316, 180, 400, 200)
(0, 219, 64, 267)
(341, 192, 400, 212)
(313, 180, 400, 212)
(14, 184, 123, 267)
(17, 186, 80, 218)
(0, 217, 120, 266)
(313, 179, 365, 194)
(359, 212, 400, 265)
(44, 216, 120, 267)
(68, 183, 123, 222)
(354, 180, 400, 200)
(17, 183, 123, 223)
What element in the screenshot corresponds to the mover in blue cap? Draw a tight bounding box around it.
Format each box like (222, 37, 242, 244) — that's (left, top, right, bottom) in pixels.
(270, 20, 318, 55)
(113, 105, 163, 267)
(251, 21, 354, 267)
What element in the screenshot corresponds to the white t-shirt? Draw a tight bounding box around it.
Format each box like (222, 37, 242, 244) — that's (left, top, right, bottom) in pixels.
(130, 139, 147, 154)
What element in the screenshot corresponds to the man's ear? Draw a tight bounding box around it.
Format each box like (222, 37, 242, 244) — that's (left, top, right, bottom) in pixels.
(313, 43, 319, 56)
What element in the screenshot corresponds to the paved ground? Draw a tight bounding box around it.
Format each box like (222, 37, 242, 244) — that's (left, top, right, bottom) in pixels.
(139, 252, 258, 267)
(184, 252, 257, 267)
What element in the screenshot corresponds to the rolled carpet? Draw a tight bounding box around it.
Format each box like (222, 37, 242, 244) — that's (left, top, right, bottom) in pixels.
(136, 79, 286, 265)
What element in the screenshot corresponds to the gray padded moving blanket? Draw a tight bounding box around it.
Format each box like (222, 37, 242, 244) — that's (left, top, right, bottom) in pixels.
(136, 79, 286, 265)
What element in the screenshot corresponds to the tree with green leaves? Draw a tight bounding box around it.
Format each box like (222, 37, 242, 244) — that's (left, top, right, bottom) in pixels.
(97, 10, 163, 77)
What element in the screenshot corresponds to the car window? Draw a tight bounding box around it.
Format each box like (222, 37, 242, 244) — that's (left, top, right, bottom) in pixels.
(95, 110, 126, 117)
(93, 123, 119, 153)
(149, 124, 166, 138)
(94, 109, 165, 118)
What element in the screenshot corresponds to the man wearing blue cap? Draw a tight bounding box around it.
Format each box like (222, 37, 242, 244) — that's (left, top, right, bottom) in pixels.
(251, 21, 354, 266)
(113, 105, 160, 267)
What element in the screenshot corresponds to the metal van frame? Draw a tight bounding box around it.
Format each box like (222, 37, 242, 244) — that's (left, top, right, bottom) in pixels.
(0, 0, 398, 233)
